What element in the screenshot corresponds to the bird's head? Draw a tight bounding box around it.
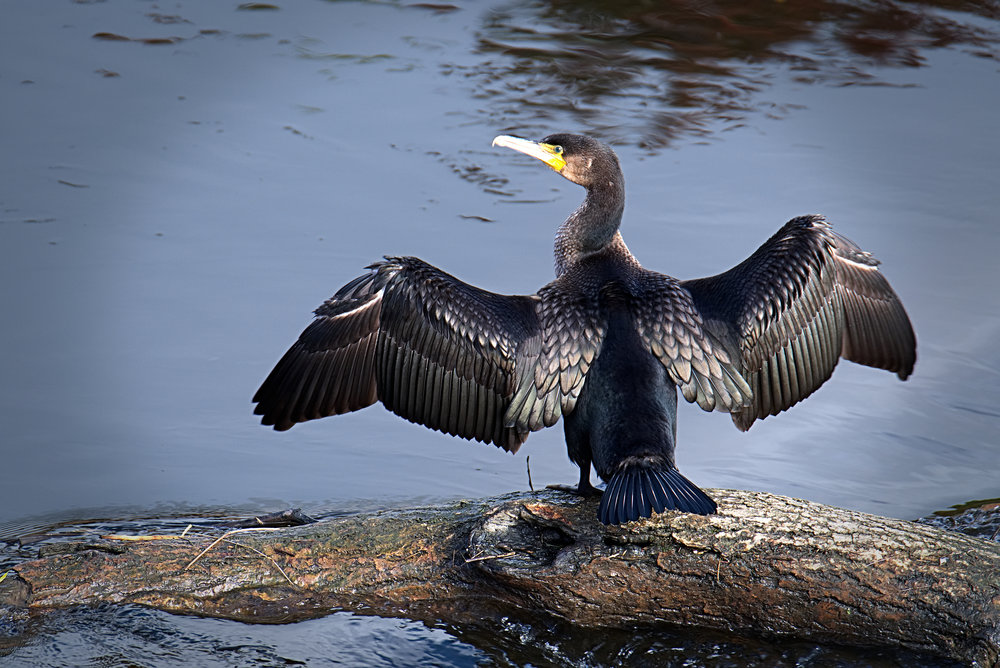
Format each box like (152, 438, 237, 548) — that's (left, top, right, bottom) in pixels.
(492, 133, 621, 190)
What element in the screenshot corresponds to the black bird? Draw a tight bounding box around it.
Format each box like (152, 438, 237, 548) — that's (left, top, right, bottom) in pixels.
(253, 134, 916, 525)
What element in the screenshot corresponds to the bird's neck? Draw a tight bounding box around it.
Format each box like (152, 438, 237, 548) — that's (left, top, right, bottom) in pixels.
(554, 181, 627, 276)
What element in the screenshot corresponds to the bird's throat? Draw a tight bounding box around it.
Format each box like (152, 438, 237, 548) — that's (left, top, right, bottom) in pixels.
(554, 182, 626, 276)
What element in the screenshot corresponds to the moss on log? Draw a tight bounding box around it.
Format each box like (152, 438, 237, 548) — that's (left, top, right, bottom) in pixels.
(4, 489, 999, 665)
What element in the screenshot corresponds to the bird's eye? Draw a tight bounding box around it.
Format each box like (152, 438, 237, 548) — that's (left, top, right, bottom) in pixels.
(554, 145, 564, 155)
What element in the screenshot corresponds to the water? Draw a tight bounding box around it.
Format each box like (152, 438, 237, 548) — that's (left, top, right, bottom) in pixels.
(1, 0, 998, 664)
(0, 603, 960, 667)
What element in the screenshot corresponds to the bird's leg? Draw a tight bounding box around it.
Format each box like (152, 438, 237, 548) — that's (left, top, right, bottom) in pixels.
(546, 460, 602, 497)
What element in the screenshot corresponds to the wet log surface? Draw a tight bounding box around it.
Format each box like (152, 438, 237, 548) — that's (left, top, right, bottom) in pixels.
(3, 489, 999, 666)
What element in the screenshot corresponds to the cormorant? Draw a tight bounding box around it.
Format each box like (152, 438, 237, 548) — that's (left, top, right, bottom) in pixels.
(253, 133, 916, 525)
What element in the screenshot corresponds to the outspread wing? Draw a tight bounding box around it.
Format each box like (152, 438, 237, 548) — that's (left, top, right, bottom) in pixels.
(253, 256, 541, 451)
(681, 214, 916, 431)
(252, 268, 387, 430)
(633, 271, 753, 413)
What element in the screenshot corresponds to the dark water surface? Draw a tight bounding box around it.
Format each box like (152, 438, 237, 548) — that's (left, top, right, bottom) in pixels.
(2, 0, 999, 665)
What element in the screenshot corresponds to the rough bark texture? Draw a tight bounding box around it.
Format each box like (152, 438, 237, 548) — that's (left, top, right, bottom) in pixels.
(4, 489, 999, 665)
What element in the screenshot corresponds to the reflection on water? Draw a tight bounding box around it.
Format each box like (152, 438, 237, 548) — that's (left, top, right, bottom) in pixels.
(2, 606, 487, 667)
(1, 0, 999, 665)
(0, 604, 965, 668)
(473, 0, 1000, 145)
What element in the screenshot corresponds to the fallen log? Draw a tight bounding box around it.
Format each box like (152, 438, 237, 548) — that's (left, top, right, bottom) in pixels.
(3, 489, 999, 665)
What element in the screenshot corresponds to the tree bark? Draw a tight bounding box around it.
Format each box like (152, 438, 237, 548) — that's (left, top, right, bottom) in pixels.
(3, 489, 999, 665)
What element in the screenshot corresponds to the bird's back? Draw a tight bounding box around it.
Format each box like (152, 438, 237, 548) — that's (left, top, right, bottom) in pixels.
(564, 277, 680, 477)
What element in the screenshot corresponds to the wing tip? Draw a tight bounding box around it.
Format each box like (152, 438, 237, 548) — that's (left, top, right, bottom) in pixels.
(252, 399, 297, 431)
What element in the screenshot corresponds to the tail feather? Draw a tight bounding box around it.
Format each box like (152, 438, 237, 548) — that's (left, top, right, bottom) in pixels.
(598, 465, 717, 525)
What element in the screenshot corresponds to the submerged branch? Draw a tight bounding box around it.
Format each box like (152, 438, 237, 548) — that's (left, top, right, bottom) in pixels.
(3, 489, 999, 665)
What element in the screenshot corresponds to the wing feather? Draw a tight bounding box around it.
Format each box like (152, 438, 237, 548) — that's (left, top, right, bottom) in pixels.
(632, 271, 753, 414)
(833, 235, 916, 378)
(681, 214, 916, 431)
(503, 279, 604, 432)
(253, 257, 540, 451)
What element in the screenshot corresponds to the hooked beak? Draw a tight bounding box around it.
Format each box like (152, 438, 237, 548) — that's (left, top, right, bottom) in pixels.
(492, 135, 566, 172)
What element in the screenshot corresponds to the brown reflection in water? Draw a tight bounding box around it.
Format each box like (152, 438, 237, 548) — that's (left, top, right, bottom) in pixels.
(472, 0, 1000, 147)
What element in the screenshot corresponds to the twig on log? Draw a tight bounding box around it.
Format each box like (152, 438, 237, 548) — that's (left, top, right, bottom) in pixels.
(182, 527, 295, 586)
(101, 535, 189, 541)
(465, 551, 517, 563)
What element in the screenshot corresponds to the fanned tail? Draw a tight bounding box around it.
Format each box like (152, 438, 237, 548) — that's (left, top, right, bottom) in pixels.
(598, 464, 717, 525)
